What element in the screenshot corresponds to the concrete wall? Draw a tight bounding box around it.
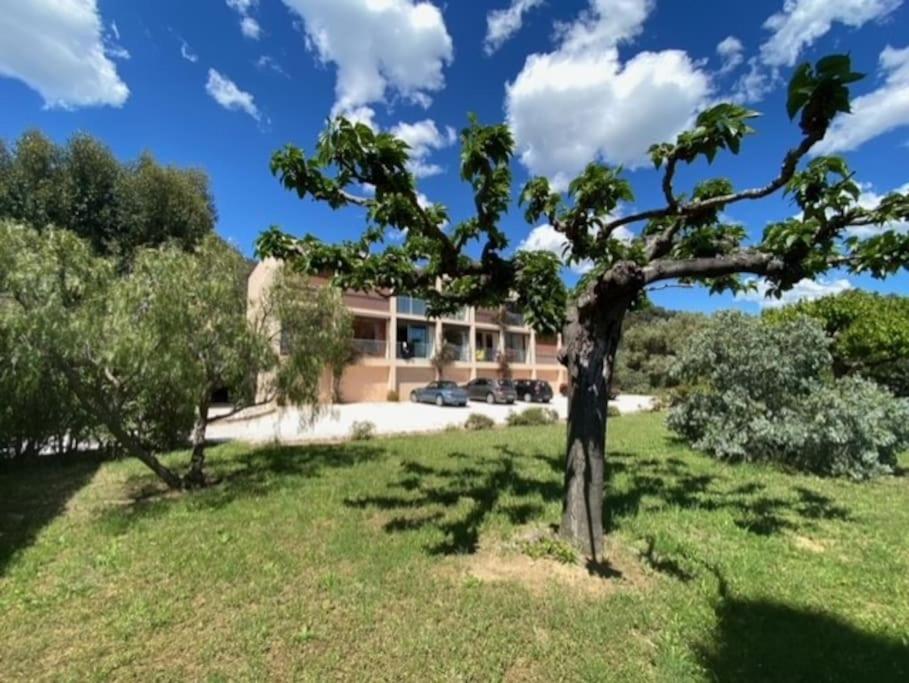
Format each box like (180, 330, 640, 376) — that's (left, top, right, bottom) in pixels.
(339, 365, 389, 403)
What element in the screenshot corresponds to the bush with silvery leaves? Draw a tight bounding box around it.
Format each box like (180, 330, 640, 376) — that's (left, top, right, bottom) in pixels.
(667, 311, 909, 478)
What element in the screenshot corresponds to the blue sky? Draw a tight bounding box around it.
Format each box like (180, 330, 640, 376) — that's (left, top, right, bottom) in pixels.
(1, 0, 907, 312)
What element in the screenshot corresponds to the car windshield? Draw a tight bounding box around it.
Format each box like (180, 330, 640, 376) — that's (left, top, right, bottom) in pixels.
(438, 381, 458, 389)
(496, 380, 514, 388)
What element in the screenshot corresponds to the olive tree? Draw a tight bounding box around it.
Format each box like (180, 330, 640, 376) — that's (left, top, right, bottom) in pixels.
(0, 223, 349, 488)
(257, 55, 909, 559)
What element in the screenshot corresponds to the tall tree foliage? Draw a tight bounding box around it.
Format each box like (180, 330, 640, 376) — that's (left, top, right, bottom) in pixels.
(0, 131, 215, 258)
(257, 55, 909, 559)
(765, 291, 909, 396)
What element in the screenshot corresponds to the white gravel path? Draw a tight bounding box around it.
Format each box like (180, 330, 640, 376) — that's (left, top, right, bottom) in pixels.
(207, 394, 655, 444)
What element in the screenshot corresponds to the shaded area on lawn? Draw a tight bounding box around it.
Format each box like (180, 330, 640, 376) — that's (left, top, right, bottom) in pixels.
(347, 446, 561, 555)
(346, 437, 855, 560)
(605, 450, 852, 535)
(702, 595, 909, 682)
(102, 441, 385, 525)
(0, 455, 102, 575)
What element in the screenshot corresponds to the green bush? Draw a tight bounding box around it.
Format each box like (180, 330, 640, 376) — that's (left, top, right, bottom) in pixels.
(607, 405, 622, 417)
(386, 389, 399, 402)
(506, 407, 559, 426)
(668, 312, 909, 478)
(350, 421, 376, 441)
(464, 413, 495, 431)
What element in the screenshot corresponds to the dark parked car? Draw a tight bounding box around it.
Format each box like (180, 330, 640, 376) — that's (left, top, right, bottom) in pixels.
(514, 379, 553, 403)
(463, 378, 516, 404)
(410, 380, 469, 406)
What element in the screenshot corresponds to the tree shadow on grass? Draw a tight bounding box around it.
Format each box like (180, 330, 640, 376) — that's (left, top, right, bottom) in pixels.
(105, 442, 384, 525)
(701, 595, 909, 682)
(346, 446, 561, 555)
(0, 454, 103, 575)
(604, 450, 851, 536)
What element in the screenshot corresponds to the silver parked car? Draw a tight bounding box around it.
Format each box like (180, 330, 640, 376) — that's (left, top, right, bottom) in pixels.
(410, 380, 469, 407)
(463, 378, 517, 404)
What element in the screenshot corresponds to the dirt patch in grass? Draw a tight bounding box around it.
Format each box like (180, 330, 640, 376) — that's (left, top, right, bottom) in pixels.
(791, 534, 827, 553)
(446, 529, 651, 598)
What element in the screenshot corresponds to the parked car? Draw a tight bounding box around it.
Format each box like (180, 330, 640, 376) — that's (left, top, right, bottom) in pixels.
(463, 378, 517, 404)
(410, 380, 469, 407)
(514, 379, 553, 403)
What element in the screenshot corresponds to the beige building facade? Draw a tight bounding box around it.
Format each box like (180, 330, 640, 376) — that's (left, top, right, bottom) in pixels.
(248, 259, 567, 403)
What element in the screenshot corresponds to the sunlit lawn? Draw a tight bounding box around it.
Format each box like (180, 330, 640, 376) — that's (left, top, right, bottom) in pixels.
(1, 413, 907, 681)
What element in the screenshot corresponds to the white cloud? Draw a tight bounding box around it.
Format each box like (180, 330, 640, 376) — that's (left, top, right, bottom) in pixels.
(760, 0, 901, 68)
(737, 277, 853, 308)
(281, 0, 453, 120)
(716, 36, 744, 74)
(256, 55, 289, 77)
(390, 119, 457, 177)
(484, 0, 544, 55)
(180, 40, 199, 63)
(0, 0, 129, 108)
(505, 0, 710, 188)
(814, 45, 909, 154)
(226, 0, 262, 39)
(110, 21, 120, 40)
(240, 16, 262, 39)
(205, 68, 260, 121)
(848, 181, 909, 238)
(517, 220, 633, 275)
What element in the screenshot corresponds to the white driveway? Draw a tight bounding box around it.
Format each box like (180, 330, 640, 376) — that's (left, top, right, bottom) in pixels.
(207, 394, 655, 444)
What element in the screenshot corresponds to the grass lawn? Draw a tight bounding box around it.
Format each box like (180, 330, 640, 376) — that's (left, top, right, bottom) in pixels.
(1, 413, 908, 681)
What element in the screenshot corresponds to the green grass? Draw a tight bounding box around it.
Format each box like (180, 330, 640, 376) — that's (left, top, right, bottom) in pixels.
(1, 413, 908, 681)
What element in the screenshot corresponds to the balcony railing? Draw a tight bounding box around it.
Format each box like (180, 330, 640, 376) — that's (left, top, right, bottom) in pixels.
(442, 343, 470, 362)
(352, 339, 386, 357)
(503, 311, 525, 326)
(445, 307, 469, 321)
(396, 296, 427, 317)
(475, 348, 496, 362)
(396, 341, 433, 360)
(505, 348, 527, 363)
(535, 352, 560, 365)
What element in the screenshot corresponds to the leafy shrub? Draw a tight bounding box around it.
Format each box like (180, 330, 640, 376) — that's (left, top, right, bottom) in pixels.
(386, 389, 399, 402)
(668, 312, 909, 478)
(507, 407, 559, 426)
(607, 405, 622, 417)
(464, 413, 495, 431)
(350, 421, 376, 441)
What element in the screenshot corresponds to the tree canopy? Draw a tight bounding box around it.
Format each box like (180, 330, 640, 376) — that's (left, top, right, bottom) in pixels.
(0, 131, 215, 258)
(766, 290, 909, 396)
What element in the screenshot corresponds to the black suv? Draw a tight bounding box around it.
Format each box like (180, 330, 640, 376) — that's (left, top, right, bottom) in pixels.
(514, 379, 553, 403)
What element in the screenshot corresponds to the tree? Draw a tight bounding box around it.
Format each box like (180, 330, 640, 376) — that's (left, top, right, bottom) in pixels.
(0, 131, 215, 258)
(765, 290, 909, 396)
(431, 343, 459, 381)
(612, 306, 708, 394)
(0, 223, 347, 488)
(319, 297, 356, 403)
(257, 55, 909, 559)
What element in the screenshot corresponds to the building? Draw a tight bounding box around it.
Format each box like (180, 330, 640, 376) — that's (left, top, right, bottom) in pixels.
(248, 259, 567, 402)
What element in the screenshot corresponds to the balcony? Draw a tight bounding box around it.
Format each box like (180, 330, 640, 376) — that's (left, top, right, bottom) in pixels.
(505, 348, 527, 363)
(475, 348, 496, 362)
(396, 296, 428, 317)
(503, 310, 525, 326)
(396, 341, 433, 360)
(535, 352, 560, 365)
(444, 306, 469, 321)
(352, 339, 387, 357)
(441, 343, 470, 362)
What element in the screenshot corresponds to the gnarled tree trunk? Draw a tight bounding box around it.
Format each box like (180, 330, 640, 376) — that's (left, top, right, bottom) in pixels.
(560, 270, 639, 561)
